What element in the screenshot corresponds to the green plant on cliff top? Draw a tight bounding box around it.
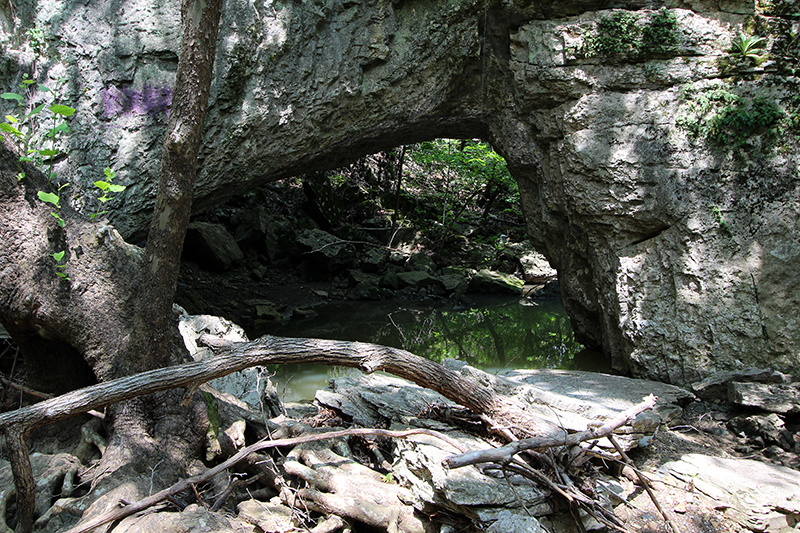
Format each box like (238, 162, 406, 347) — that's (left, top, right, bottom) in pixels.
(585, 8, 679, 59)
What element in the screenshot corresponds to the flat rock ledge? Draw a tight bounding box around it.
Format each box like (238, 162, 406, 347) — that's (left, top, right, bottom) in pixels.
(659, 454, 800, 533)
(315, 364, 694, 528)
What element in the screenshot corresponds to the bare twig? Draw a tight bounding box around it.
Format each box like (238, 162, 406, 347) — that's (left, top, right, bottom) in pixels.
(608, 435, 678, 533)
(0, 375, 52, 399)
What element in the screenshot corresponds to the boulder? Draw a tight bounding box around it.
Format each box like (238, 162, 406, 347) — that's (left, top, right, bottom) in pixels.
(727, 413, 794, 451)
(237, 499, 295, 533)
(183, 222, 244, 272)
(691, 369, 790, 401)
(396, 271, 442, 291)
(347, 269, 384, 299)
(727, 382, 800, 414)
(468, 269, 524, 295)
(178, 311, 278, 412)
(405, 251, 437, 273)
(359, 246, 389, 273)
(296, 229, 356, 280)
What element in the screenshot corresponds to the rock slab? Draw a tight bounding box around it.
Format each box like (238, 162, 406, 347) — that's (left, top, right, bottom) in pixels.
(659, 454, 800, 533)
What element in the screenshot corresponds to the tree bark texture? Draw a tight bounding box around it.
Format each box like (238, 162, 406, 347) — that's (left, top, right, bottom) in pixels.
(133, 0, 223, 371)
(0, 136, 144, 386)
(0, 335, 497, 435)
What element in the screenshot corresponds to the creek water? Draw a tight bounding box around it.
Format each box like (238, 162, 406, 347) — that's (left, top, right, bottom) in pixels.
(260, 295, 605, 402)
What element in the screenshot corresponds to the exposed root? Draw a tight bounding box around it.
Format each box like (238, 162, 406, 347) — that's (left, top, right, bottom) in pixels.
(0, 486, 14, 533)
(283, 438, 427, 533)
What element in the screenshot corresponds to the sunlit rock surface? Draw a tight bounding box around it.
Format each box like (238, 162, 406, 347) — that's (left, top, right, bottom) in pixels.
(1, 0, 797, 383)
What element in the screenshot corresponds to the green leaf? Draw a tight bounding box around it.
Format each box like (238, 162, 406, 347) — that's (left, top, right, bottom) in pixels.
(104, 167, 115, 179)
(26, 103, 46, 118)
(108, 184, 126, 193)
(38, 148, 60, 157)
(5, 114, 18, 123)
(16, 172, 25, 181)
(0, 123, 22, 136)
(98, 196, 112, 203)
(46, 123, 70, 138)
(51, 212, 64, 226)
(22, 79, 36, 86)
(1, 92, 23, 102)
(38, 190, 60, 206)
(93, 180, 110, 191)
(52, 250, 65, 262)
(49, 104, 75, 117)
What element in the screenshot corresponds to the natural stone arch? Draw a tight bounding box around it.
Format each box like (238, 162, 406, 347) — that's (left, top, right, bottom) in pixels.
(1, 0, 798, 384)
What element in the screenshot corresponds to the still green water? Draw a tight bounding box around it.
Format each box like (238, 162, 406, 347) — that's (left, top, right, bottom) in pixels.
(261, 296, 587, 402)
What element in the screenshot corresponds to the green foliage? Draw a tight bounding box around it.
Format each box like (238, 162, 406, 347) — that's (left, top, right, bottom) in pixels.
(26, 27, 47, 58)
(1, 76, 74, 181)
(589, 11, 640, 57)
(711, 206, 730, 234)
(91, 167, 126, 220)
(730, 32, 767, 59)
(585, 8, 679, 59)
(708, 97, 785, 147)
(407, 139, 518, 228)
(642, 9, 679, 55)
(676, 82, 789, 150)
(38, 182, 69, 227)
(51, 249, 70, 281)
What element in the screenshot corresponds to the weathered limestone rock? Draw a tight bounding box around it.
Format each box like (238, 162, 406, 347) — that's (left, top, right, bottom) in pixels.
(296, 229, 356, 279)
(728, 382, 800, 414)
(114, 504, 253, 533)
(184, 222, 244, 272)
(659, 454, 800, 533)
(396, 270, 442, 291)
(468, 269, 524, 295)
(237, 499, 295, 533)
(691, 368, 790, 400)
(2, 0, 798, 384)
(178, 310, 278, 412)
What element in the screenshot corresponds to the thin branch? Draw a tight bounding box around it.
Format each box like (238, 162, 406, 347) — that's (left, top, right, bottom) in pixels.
(608, 435, 678, 533)
(443, 394, 657, 469)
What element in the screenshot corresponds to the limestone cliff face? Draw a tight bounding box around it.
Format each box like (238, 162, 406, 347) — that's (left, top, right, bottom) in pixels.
(1, 0, 798, 383)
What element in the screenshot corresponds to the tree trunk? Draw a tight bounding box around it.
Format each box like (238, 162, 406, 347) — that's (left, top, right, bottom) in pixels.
(133, 0, 223, 372)
(1, 1, 223, 529)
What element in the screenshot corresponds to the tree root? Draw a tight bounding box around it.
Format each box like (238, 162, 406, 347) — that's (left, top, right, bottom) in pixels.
(283, 438, 427, 533)
(63, 427, 462, 533)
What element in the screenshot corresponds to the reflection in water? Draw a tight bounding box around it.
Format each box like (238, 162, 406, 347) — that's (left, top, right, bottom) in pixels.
(260, 296, 586, 401)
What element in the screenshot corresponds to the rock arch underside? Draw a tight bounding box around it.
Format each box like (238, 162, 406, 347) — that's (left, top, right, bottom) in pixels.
(1, 0, 798, 384)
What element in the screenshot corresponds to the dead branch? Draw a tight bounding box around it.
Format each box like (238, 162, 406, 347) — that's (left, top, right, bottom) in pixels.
(0, 335, 498, 436)
(64, 427, 464, 533)
(443, 394, 657, 469)
(608, 434, 678, 533)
